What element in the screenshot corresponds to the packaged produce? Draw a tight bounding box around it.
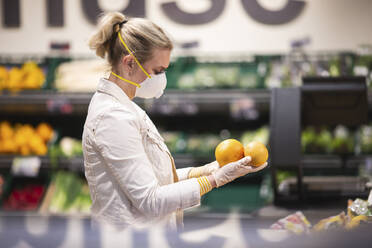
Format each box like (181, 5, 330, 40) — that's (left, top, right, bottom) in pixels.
(345, 191, 372, 229)
(345, 215, 369, 230)
(270, 211, 312, 234)
(313, 212, 347, 232)
(348, 198, 372, 217)
(271, 191, 372, 236)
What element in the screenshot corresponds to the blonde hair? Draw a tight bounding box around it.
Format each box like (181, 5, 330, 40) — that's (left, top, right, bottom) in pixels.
(88, 12, 173, 68)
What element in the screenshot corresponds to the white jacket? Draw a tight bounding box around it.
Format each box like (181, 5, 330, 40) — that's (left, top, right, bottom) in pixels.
(82, 78, 201, 230)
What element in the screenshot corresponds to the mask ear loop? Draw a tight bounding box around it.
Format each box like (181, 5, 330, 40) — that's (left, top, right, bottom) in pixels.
(111, 71, 141, 88)
(117, 31, 151, 79)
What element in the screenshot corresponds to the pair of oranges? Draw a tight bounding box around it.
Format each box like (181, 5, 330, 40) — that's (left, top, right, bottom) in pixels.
(215, 139, 268, 167)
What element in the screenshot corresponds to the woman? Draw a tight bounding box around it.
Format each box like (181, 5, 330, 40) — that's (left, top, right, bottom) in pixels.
(83, 12, 267, 231)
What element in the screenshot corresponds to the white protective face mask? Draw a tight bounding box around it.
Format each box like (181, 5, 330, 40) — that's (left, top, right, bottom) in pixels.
(112, 31, 168, 99)
(135, 72, 167, 99)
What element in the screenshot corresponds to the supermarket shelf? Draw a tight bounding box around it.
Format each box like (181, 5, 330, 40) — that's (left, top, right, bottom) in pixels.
(0, 154, 371, 172)
(0, 155, 50, 169)
(0, 155, 84, 172)
(0, 155, 211, 172)
(276, 154, 372, 169)
(0, 90, 93, 114)
(303, 155, 363, 168)
(0, 89, 271, 115)
(2, 88, 372, 116)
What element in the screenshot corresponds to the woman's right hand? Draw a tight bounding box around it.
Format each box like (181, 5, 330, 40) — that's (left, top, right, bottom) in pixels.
(211, 157, 268, 187)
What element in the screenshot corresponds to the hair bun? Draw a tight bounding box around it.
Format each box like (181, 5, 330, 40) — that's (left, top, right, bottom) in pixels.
(88, 12, 126, 58)
(113, 19, 128, 33)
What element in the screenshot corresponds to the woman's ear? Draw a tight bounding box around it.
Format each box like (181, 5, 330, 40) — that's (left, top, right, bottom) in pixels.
(122, 55, 134, 69)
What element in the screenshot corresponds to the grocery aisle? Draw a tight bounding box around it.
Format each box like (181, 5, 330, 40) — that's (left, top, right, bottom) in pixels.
(1, 1, 372, 247)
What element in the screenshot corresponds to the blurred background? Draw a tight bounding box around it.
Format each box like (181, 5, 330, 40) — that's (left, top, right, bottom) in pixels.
(0, 0, 372, 247)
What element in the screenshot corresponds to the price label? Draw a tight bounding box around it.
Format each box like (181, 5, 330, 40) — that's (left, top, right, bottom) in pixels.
(11, 157, 41, 177)
(47, 97, 73, 114)
(230, 98, 259, 120)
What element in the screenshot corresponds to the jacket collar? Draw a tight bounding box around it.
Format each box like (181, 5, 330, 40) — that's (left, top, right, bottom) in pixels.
(97, 78, 132, 106)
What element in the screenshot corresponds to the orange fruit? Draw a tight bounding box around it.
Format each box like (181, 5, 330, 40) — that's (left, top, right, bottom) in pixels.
(244, 141, 268, 167)
(36, 123, 54, 142)
(0, 121, 14, 140)
(20, 145, 31, 156)
(215, 139, 244, 167)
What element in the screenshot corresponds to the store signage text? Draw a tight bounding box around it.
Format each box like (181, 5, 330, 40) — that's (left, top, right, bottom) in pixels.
(1, 0, 306, 27)
(0, 214, 273, 248)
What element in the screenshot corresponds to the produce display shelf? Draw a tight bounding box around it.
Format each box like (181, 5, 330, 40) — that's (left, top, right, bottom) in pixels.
(0, 155, 50, 169)
(0, 155, 84, 171)
(275, 155, 371, 170)
(0, 89, 271, 114)
(0, 155, 211, 172)
(2, 88, 372, 115)
(302, 155, 370, 168)
(0, 154, 370, 172)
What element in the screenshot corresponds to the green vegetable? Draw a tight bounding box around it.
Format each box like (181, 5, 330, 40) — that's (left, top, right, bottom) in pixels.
(241, 126, 269, 147)
(360, 125, 372, 154)
(60, 137, 83, 158)
(331, 125, 354, 154)
(302, 127, 332, 154)
(48, 171, 91, 214)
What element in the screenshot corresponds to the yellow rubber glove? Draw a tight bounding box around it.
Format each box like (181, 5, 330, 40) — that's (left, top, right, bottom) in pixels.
(188, 161, 220, 179)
